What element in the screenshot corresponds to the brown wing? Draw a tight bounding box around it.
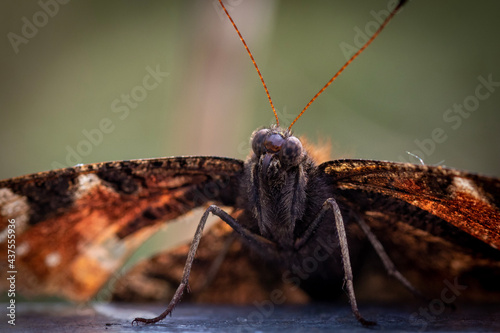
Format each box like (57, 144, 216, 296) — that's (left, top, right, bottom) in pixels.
(320, 159, 500, 250)
(0, 156, 243, 301)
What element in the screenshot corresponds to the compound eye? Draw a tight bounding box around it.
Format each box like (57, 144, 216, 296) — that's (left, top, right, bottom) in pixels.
(264, 133, 285, 153)
(279, 136, 303, 166)
(251, 129, 269, 156)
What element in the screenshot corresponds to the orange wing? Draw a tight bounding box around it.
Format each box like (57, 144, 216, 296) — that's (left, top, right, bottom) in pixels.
(0, 156, 243, 301)
(320, 159, 500, 250)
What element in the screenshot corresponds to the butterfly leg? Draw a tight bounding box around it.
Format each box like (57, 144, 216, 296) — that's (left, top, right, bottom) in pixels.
(297, 197, 376, 326)
(355, 215, 427, 300)
(132, 204, 276, 325)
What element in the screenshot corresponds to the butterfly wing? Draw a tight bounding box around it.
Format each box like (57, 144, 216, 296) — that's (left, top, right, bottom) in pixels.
(0, 156, 243, 301)
(320, 159, 500, 250)
(319, 159, 500, 300)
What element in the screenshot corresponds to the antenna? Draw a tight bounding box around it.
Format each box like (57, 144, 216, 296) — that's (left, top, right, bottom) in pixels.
(218, 0, 408, 130)
(288, 0, 408, 130)
(218, 0, 280, 126)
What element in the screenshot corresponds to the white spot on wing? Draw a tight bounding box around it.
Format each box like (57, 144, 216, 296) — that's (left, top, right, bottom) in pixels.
(83, 236, 127, 271)
(0, 188, 30, 243)
(45, 252, 61, 267)
(17, 242, 30, 256)
(453, 177, 487, 202)
(0, 229, 8, 244)
(74, 174, 103, 199)
(79, 221, 165, 274)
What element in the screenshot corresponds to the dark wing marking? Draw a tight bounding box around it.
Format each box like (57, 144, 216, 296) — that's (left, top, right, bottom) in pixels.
(0, 156, 243, 301)
(320, 159, 500, 250)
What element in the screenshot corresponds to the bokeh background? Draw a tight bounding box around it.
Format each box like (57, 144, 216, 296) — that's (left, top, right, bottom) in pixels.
(1, 1, 500, 300)
(1, 0, 499, 180)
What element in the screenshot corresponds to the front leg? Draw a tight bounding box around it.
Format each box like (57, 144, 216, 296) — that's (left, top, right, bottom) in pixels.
(132, 204, 276, 325)
(296, 198, 376, 326)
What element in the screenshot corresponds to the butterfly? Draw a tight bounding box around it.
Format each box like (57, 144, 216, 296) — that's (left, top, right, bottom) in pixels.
(1, 0, 499, 327)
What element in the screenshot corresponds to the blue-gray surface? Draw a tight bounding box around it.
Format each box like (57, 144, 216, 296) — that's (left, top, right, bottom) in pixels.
(3, 302, 499, 333)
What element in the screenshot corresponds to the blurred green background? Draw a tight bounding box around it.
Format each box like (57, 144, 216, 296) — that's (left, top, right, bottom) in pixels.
(1, 0, 499, 180)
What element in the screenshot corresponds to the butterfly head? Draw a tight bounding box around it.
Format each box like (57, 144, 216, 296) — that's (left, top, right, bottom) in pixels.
(251, 126, 305, 173)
